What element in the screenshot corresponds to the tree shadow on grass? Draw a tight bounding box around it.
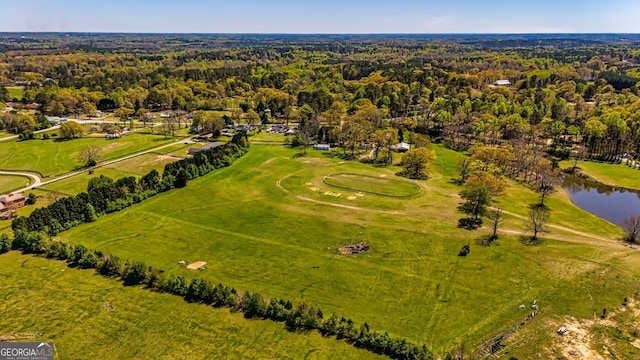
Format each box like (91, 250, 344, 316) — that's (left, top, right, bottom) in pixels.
(476, 235, 499, 247)
(458, 217, 482, 230)
(519, 235, 543, 246)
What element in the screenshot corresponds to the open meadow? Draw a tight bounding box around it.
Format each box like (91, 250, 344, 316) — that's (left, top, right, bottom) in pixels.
(49, 141, 639, 356)
(0, 130, 180, 177)
(5, 86, 24, 100)
(0, 174, 32, 194)
(41, 152, 184, 195)
(0, 251, 382, 360)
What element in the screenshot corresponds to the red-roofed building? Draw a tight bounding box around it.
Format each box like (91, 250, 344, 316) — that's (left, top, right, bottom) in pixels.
(0, 193, 26, 209)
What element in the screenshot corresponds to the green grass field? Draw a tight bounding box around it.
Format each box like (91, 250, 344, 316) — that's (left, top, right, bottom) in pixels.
(323, 173, 422, 197)
(0, 131, 178, 177)
(559, 159, 640, 190)
(42, 153, 178, 195)
(6, 86, 24, 100)
(0, 174, 32, 194)
(53, 142, 639, 355)
(0, 251, 381, 360)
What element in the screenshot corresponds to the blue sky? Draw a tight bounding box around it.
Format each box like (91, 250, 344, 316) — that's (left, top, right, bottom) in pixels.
(1, 0, 640, 33)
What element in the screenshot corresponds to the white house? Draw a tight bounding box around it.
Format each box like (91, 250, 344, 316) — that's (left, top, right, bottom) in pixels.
(492, 80, 511, 86)
(396, 142, 411, 152)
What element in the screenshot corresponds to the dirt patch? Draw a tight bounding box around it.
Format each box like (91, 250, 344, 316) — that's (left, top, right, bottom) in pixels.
(323, 191, 342, 197)
(0, 332, 40, 341)
(551, 298, 640, 359)
(339, 243, 370, 255)
(296, 195, 403, 215)
(553, 318, 601, 359)
(187, 261, 207, 270)
(103, 302, 115, 311)
(262, 158, 277, 166)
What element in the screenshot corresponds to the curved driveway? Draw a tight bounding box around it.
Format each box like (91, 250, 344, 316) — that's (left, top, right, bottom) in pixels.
(1, 137, 189, 195)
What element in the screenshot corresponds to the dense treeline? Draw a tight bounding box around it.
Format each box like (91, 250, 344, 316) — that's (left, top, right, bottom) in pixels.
(4, 230, 432, 360)
(3, 36, 640, 165)
(11, 133, 249, 235)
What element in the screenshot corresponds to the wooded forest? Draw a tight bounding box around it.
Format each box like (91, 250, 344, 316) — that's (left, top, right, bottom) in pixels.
(3, 33, 640, 165)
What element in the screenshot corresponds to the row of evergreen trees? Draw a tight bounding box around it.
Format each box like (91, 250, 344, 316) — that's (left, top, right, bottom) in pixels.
(5, 230, 432, 360)
(3, 131, 434, 359)
(11, 133, 249, 235)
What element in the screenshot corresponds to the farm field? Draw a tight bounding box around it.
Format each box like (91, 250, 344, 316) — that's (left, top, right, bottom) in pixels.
(0, 131, 180, 177)
(55, 142, 639, 355)
(6, 86, 24, 100)
(42, 152, 180, 195)
(559, 159, 640, 190)
(0, 251, 381, 360)
(0, 174, 31, 194)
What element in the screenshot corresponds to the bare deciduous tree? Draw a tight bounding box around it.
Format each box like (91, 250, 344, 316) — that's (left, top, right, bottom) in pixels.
(622, 215, 640, 243)
(458, 158, 472, 184)
(529, 205, 550, 241)
(160, 115, 178, 138)
(79, 146, 101, 167)
(535, 161, 558, 206)
(489, 207, 504, 240)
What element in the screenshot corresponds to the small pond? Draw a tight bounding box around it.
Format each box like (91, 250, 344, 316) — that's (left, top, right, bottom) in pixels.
(562, 175, 640, 226)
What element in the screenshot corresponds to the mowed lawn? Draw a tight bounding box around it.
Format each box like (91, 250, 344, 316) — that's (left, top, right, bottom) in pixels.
(560, 159, 640, 190)
(0, 174, 31, 193)
(56, 144, 640, 354)
(0, 251, 381, 360)
(6, 86, 24, 100)
(323, 173, 421, 197)
(0, 131, 177, 177)
(42, 153, 180, 195)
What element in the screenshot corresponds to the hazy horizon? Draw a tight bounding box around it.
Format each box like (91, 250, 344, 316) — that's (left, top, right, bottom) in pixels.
(2, 0, 640, 34)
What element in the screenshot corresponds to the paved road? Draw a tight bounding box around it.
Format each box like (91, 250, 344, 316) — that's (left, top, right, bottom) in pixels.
(0, 171, 42, 188)
(2, 136, 191, 195)
(0, 125, 61, 142)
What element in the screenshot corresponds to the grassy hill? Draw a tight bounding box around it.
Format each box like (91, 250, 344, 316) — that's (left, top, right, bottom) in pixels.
(0, 131, 178, 177)
(50, 143, 638, 355)
(0, 251, 382, 360)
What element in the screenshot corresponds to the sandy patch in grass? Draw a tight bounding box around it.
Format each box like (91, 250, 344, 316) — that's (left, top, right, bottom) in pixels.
(262, 158, 277, 166)
(323, 191, 342, 197)
(187, 261, 207, 270)
(296, 195, 403, 215)
(0, 332, 40, 341)
(551, 298, 640, 359)
(553, 318, 600, 359)
(310, 187, 319, 192)
(347, 196, 357, 200)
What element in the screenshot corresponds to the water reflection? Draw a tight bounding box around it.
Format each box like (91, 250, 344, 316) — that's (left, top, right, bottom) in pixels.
(562, 175, 640, 226)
